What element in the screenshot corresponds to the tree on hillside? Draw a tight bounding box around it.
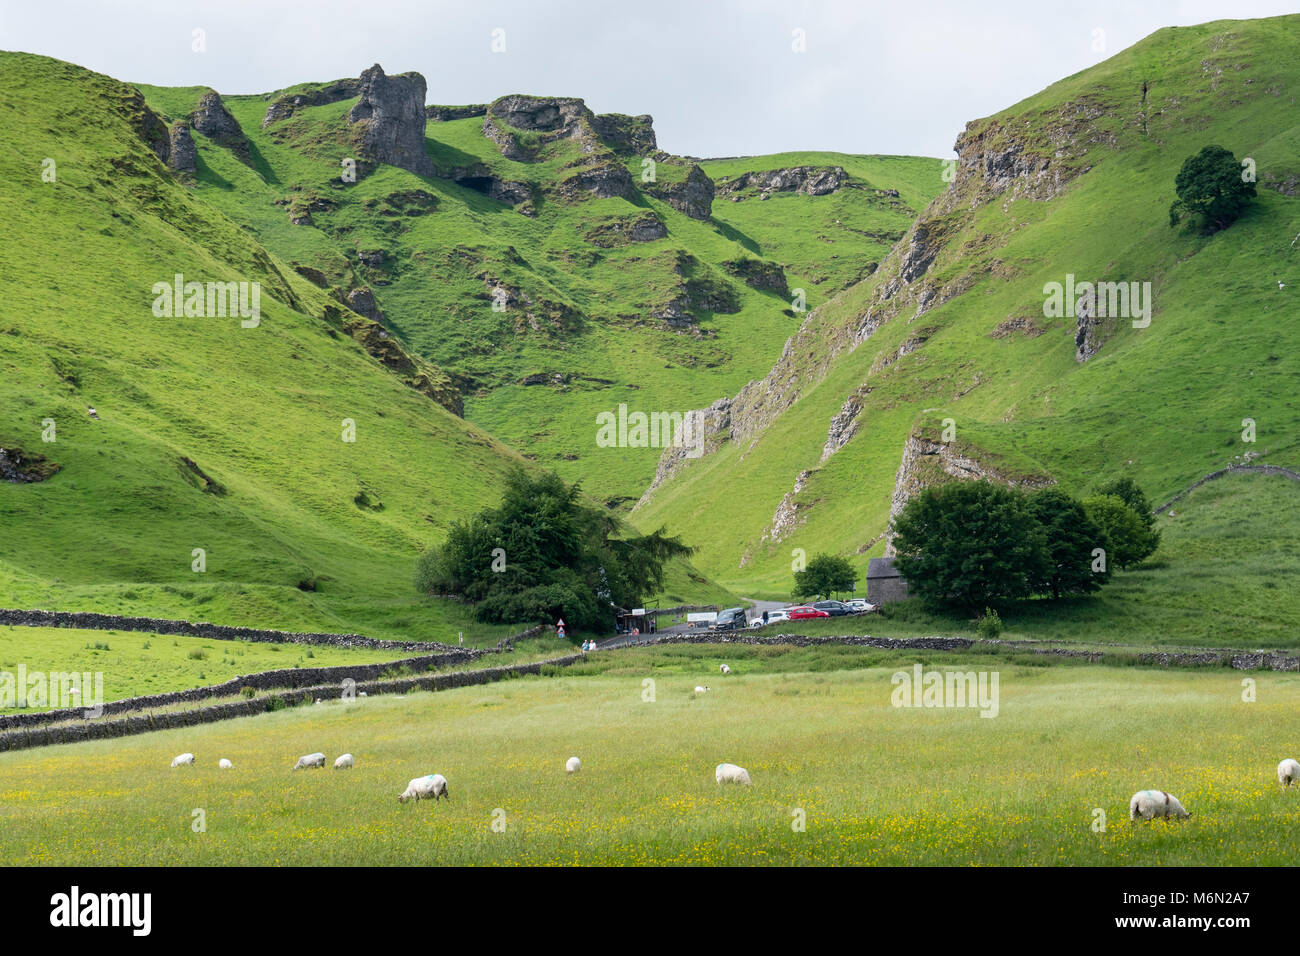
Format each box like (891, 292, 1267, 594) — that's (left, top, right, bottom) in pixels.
(792, 553, 857, 601)
(1169, 145, 1256, 233)
(891, 481, 1048, 610)
(415, 467, 692, 632)
(1027, 489, 1110, 599)
(1082, 494, 1159, 570)
(1097, 477, 1161, 539)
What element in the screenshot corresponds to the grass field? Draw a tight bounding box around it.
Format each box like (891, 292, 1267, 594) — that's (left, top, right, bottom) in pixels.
(2, 644, 1297, 865)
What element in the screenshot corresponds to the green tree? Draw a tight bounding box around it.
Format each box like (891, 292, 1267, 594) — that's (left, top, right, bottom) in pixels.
(891, 481, 1048, 610)
(1169, 145, 1256, 233)
(415, 467, 692, 632)
(1027, 488, 1110, 599)
(792, 553, 857, 601)
(1082, 494, 1158, 570)
(1097, 476, 1161, 539)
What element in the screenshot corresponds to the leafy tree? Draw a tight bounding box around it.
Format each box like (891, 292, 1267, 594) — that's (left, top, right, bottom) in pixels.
(1097, 477, 1161, 537)
(415, 467, 692, 632)
(1027, 488, 1110, 598)
(792, 553, 856, 601)
(1169, 145, 1256, 233)
(1082, 494, 1158, 570)
(891, 481, 1048, 610)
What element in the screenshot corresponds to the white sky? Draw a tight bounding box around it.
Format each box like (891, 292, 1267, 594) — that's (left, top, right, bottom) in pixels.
(2, 0, 1296, 158)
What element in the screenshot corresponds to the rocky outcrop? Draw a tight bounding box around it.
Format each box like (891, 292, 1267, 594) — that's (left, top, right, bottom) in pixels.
(1074, 289, 1103, 362)
(723, 258, 789, 297)
(715, 165, 848, 198)
(262, 77, 361, 127)
(426, 104, 488, 122)
(760, 469, 815, 545)
(557, 156, 636, 201)
(167, 122, 197, 174)
(345, 287, 383, 322)
(293, 264, 329, 287)
(584, 212, 667, 247)
(482, 95, 591, 161)
(347, 64, 433, 176)
(591, 113, 657, 155)
(436, 163, 534, 210)
(0, 447, 60, 482)
(884, 432, 1054, 556)
(652, 257, 742, 326)
(644, 163, 714, 220)
(636, 396, 733, 505)
(820, 395, 864, 462)
(190, 90, 250, 161)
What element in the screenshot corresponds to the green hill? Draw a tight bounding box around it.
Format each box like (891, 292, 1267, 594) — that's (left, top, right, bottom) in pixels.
(633, 15, 1300, 624)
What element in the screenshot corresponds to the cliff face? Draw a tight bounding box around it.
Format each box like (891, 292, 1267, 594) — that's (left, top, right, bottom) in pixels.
(643, 163, 715, 220)
(190, 90, 251, 162)
(883, 433, 1055, 556)
(347, 64, 433, 176)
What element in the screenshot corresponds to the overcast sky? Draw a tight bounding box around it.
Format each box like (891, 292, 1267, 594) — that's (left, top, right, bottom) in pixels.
(2, 1, 1295, 158)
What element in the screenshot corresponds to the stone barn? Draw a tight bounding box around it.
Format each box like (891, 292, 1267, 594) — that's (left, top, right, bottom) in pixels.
(866, 557, 909, 604)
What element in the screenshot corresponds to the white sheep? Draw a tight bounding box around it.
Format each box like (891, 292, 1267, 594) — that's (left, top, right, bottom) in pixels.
(720, 664, 731, 675)
(334, 753, 354, 770)
(399, 773, 449, 803)
(1278, 759, 1300, 787)
(694, 685, 710, 693)
(566, 756, 581, 774)
(170, 753, 195, 768)
(218, 758, 233, 770)
(292, 752, 327, 771)
(716, 763, 752, 786)
(1129, 790, 1191, 821)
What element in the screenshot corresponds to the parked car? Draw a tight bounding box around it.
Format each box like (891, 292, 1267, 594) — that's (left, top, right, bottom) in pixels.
(766, 609, 791, 625)
(845, 599, 879, 614)
(788, 605, 830, 620)
(711, 607, 747, 631)
(812, 600, 853, 617)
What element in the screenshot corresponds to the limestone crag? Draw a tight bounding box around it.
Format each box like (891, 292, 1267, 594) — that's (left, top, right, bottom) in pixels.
(347, 64, 433, 176)
(426, 104, 488, 122)
(262, 78, 361, 127)
(715, 165, 848, 198)
(643, 163, 715, 220)
(759, 469, 816, 545)
(190, 90, 251, 161)
(167, 122, 197, 174)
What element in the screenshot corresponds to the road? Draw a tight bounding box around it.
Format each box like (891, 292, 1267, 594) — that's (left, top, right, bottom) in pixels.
(594, 597, 789, 650)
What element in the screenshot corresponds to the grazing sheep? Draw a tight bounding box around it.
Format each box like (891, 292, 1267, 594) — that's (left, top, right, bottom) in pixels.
(1278, 759, 1300, 787)
(566, 756, 581, 774)
(716, 763, 752, 786)
(170, 753, 195, 768)
(1129, 790, 1191, 821)
(292, 752, 327, 771)
(694, 685, 710, 693)
(334, 753, 354, 770)
(398, 773, 449, 803)
(218, 758, 233, 770)
(720, 664, 731, 675)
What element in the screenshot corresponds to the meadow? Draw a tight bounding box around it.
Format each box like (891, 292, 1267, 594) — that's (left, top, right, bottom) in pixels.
(2, 644, 1297, 865)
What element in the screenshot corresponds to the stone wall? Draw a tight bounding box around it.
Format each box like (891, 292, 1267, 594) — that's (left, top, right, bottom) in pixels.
(0, 608, 460, 652)
(0, 653, 583, 753)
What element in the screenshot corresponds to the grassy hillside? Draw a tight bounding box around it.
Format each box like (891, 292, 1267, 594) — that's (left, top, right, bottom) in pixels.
(3, 649, 1299, 864)
(0, 54, 536, 640)
(635, 16, 1300, 606)
(131, 79, 941, 506)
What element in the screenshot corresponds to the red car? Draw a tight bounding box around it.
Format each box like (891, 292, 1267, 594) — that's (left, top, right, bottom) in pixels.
(787, 605, 830, 620)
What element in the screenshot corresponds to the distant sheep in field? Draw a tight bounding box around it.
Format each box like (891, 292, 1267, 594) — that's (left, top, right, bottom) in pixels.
(566, 756, 581, 774)
(334, 754, 354, 770)
(218, 758, 233, 770)
(1129, 790, 1190, 821)
(694, 686, 710, 693)
(1278, 759, 1300, 787)
(716, 763, 752, 786)
(720, 664, 731, 675)
(399, 774, 449, 803)
(293, 752, 327, 771)
(171, 753, 195, 768)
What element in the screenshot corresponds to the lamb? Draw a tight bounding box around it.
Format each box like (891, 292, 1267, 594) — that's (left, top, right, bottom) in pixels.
(399, 773, 449, 803)
(1278, 758, 1300, 787)
(218, 758, 233, 770)
(292, 752, 327, 771)
(566, 756, 581, 774)
(720, 664, 731, 675)
(716, 763, 752, 785)
(1129, 789, 1191, 821)
(170, 753, 195, 767)
(334, 753, 354, 770)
